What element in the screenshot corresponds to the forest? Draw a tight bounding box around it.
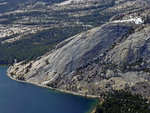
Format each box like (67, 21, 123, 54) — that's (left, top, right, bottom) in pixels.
(0, 25, 89, 65)
(95, 90, 150, 113)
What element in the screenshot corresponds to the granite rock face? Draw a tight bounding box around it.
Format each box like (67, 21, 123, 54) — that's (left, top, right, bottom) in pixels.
(9, 23, 131, 84)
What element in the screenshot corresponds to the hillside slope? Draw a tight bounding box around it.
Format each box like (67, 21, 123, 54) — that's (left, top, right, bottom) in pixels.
(0, 0, 149, 65)
(8, 0, 150, 99)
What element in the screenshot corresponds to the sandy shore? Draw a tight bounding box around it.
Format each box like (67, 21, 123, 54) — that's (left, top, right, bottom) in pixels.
(7, 66, 100, 99)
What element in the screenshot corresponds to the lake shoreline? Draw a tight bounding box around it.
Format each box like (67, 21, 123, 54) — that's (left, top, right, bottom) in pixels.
(0, 66, 97, 113)
(7, 66, 100, 99)
(7, 66, 100, 113)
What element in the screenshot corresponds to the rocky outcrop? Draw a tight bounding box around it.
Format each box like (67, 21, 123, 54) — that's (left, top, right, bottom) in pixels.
(105, 25, 150, 65)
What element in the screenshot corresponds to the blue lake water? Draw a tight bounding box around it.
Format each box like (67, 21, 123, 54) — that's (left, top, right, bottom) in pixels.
(0, 67, 97, 113)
